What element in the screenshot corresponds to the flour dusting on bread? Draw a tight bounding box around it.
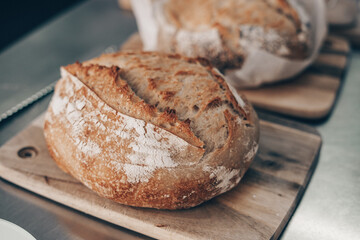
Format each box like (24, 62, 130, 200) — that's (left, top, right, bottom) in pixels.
(48, 68, 193, 183)
(44, 51, 260, 209)
(203, 165, 241, 193)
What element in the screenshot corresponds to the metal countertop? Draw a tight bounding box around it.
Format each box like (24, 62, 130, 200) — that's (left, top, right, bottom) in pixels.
(0, 1, 359, 239)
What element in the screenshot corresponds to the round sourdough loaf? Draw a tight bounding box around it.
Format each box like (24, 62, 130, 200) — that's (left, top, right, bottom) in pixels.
(44, 51, 259, 209)
(132, 0, 312, 70)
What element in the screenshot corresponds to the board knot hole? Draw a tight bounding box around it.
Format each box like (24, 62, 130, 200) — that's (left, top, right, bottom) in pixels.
(18, 147, 38, 159)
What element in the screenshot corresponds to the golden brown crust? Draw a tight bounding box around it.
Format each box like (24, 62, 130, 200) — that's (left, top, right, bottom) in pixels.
(165, 0, 301, 32)
(44, 51, 259, 209)
(64, 60, 204, 148)
(144, 0, 311, 70)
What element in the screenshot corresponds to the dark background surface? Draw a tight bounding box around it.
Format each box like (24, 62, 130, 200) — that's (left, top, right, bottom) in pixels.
(0, 0, 84, 52)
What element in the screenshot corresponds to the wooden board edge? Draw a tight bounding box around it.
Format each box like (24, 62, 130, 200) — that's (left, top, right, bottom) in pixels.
(321, 35, 351, 54)
(271, 136, 322, 240)
(257, 111, 321, 137)
(0, 164, 186, 240)
(254, 102, 334, 121)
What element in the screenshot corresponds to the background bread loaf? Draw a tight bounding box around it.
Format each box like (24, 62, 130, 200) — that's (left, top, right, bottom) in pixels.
(44, 51, 259, 209)
(131, 0, 328, 88)
(132, 0, 312, 71)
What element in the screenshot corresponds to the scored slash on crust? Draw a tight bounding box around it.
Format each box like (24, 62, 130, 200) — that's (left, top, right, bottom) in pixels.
(44, 51, 260, 209)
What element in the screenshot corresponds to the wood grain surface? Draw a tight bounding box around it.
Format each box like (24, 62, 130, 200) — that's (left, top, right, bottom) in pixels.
(121, 33, 350, 120)
(0, 113, 321, 240)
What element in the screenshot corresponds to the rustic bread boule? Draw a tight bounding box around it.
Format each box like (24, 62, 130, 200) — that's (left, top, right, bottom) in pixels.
(132, 0, 312, 71)
(44, 51, 259, 209)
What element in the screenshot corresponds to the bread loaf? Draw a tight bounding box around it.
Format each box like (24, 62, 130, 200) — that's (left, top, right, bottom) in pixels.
(132, 0, 312, 71)
(44, 51, 259, 209)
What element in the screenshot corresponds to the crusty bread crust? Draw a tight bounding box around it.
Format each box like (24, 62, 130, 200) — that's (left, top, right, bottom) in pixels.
(135, 0, 311, 70)
(165, 0, 301, 33)
(44, 51, 259, 209)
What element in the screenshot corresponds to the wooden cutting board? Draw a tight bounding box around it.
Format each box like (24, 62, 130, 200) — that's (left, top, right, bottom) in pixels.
(0, 112, 321, 240)
(121, 33, 350, 120)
